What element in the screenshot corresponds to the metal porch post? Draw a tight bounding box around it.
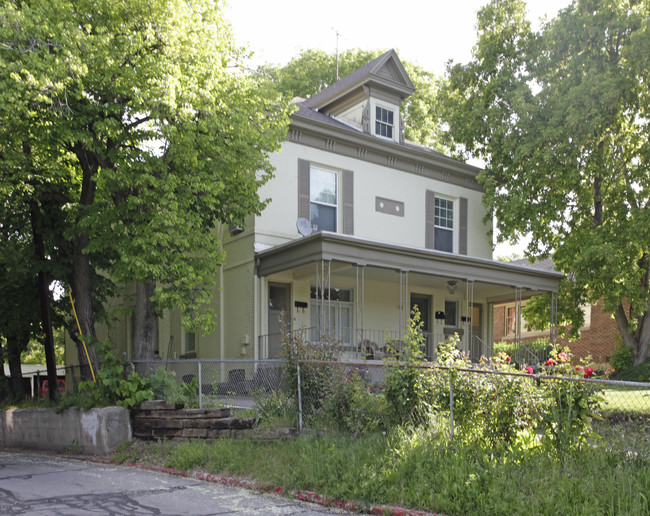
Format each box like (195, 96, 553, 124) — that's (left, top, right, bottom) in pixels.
(514, 286, 522, 346)
(465, 280, 474, 356)
(356, 264, 365, 351)
(399, 270, 409, 336)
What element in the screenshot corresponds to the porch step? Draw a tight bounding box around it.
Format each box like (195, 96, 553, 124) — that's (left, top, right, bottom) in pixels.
(131, 400, 257, 439)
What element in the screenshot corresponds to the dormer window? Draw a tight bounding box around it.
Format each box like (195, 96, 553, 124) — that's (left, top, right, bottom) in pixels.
(375, 106, 394, 139)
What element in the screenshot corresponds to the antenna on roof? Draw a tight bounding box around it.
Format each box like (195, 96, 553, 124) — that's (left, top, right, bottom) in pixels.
(333, 28, 341, 81)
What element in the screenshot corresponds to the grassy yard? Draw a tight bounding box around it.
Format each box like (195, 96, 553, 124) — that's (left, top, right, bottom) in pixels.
(600, 387, 650, 415)
(114, 422, 650, 516)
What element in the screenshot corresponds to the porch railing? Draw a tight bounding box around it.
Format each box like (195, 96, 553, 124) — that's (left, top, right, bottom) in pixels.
(493, 337, 552, 365)
(261, 327, 476, 361)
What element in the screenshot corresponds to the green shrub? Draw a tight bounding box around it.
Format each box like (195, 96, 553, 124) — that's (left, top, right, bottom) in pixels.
(609, 341, 634, 373)
(59, 339, 155, 410)
(280, 317, 342, 419)
(252, 389, 297, 427)
(536, 345, 603, 451)
(383, 309, 435, 425)
(611, 356, 650, 382)
(148, 368, 200, 407)
(322, 368, 389, 434)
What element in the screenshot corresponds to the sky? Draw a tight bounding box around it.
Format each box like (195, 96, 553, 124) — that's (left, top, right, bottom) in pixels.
(224, 1, 573, 257)
(225, 0, 572, 75)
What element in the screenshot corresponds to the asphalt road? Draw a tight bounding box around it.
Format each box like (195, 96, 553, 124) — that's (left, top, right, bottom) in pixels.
(0, 451, 350, 515)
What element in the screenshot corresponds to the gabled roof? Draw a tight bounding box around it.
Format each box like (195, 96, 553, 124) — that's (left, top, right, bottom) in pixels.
(303, 49, 415, 112)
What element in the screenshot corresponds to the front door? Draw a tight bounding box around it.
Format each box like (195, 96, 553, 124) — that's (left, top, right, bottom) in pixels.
(410, 294, 432, 357)
(268, 283, 290, 358)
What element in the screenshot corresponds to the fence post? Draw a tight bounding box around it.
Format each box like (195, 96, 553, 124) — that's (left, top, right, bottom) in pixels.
(297, 362, 303, 431)
(449, 374, 455, 438)
(198, 361, 203, 409)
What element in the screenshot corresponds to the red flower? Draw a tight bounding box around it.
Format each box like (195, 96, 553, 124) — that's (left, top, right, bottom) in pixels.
(546, 359, 555, 366)
(525, 366, 534, 374)
(505, 356, 512, 363)
(583, 367, 594, 379)
(558, 353, 567, 361)
(575, 366, 583, 372)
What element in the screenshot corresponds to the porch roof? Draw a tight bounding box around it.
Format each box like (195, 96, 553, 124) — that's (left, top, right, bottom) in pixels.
(255, 232, 562, 297)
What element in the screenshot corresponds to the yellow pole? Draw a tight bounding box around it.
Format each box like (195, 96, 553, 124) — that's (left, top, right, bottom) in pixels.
(69, 291, 97, 383)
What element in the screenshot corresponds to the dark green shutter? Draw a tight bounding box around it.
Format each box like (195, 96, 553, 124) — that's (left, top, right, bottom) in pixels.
(459, 197, 468, 255)
(425, 190, 435, 250)
(298, 159, 310, 220)
(342, 170, 354, 235)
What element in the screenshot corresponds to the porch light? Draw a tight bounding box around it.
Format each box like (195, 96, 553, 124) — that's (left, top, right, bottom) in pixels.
(447, 280, 457, 294)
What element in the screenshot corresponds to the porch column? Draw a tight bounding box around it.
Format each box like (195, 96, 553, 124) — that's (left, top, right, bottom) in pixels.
(549, 291, 558, 345)
(514, 286, 523, 346)
(465, 279, 474, 354)
(399, 269, 409, 335)
(356, 264, 365, 349)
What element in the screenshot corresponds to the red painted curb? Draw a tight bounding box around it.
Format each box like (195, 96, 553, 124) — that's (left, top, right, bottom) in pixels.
(76, 455, 443, 516)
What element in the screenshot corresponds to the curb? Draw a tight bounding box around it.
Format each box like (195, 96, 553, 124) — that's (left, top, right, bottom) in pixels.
(77, 455, 442, 516)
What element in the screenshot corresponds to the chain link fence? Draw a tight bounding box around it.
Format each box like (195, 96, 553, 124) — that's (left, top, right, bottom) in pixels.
(106, 356, 648, 452)
(128, 359, 286, 410)
(293, 360, 650, 444)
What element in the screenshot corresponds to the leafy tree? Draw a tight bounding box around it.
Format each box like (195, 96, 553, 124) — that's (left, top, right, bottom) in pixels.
(21, 330, 65, 365)
(1, 0, 291, 366)
(441, 0, 650, 365)
(260, 48, 448, 153)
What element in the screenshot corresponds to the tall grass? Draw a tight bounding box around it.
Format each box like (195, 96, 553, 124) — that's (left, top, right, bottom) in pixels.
(120, 424, 650, 516)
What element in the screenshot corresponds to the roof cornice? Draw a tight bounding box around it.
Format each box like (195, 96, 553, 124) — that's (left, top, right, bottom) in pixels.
(288, 112, 484, 192)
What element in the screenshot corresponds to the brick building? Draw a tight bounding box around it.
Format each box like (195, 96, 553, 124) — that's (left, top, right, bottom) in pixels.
(493, 259, 620, 366)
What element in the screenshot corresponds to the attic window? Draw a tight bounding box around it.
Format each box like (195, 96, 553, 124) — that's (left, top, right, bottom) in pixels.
(375, 106, 394, 139)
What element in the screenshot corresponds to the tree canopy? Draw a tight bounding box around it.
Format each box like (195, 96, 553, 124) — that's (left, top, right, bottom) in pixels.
(441, 0, 650, 364)
(260, 48, 448, 153)
(0, 0, 291, 372)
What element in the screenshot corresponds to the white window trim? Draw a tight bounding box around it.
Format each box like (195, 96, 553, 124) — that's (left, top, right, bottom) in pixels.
(502, 301, 544, 338)
(309, 164, 339, 232)
(434, 195, 456, 253)
(182, 330, 196, 354)
(370, 99, 399, 142)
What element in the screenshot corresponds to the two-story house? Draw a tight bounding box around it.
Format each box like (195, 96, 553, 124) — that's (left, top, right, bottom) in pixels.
(103, 50, 562, 365)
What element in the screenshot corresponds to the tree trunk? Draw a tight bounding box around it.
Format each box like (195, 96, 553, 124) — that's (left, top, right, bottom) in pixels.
(633, 303, 650, 366)
(7, 335, 28, 400)
(133, 281, 158, 372)
(0, 352, 7, 402)
(69, 143, 100, 381)
(614, 304, 650, 366)
(30, 200, 60, 401)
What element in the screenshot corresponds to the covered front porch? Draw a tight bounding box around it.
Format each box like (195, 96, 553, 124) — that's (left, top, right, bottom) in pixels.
(254, 232, 562, 362)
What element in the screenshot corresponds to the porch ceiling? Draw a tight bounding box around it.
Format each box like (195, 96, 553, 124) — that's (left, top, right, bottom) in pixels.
(255, 232, 562, 298)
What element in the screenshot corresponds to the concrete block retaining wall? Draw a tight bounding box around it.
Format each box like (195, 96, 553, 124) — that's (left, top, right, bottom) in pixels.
(0, 407, 132, 455)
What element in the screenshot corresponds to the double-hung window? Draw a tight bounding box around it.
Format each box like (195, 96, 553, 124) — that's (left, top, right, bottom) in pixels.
(434, 197, 454, 252)
(310, 166, 338, 232)
(310, 286, 353, 345)
(505, 306, 517, 335)
(375, 106, 394, 139)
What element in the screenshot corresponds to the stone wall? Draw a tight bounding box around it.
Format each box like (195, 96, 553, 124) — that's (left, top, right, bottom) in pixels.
(0, 406, 132, 455)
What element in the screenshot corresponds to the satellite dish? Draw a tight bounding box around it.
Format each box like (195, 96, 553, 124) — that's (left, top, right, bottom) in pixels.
(296, 217, 313, 237)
